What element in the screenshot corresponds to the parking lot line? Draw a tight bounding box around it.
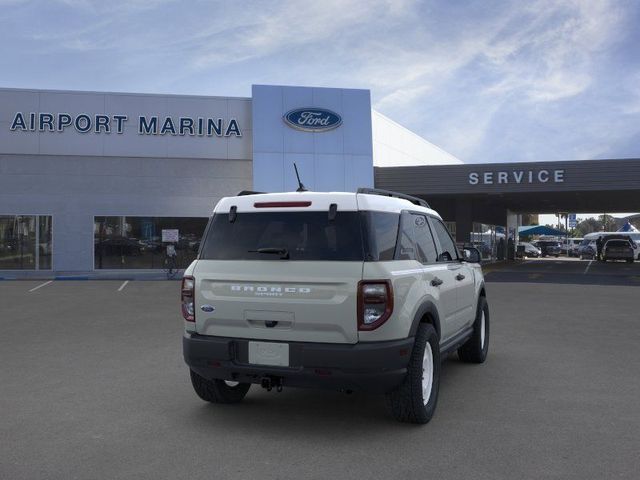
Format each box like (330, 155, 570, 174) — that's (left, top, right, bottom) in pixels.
(117, 280, 129, 292)
(584, 260, 593, 274)
(28, 280, 53, 292)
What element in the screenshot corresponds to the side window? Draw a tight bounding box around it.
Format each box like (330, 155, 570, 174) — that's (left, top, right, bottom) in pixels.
(363, 211, 400, 261)
(396, 213, 416, 260)
(411, 214, 438, 264)
(431, 218, 458, 262)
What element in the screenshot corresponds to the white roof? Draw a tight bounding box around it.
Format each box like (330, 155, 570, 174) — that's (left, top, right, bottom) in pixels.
(214, 191, 441, 218)
(372, 111, 464, 167)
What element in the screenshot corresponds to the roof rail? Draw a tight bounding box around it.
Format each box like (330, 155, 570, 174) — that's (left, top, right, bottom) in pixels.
(236, 190, 265, 196)
(356, 188, 430, 209)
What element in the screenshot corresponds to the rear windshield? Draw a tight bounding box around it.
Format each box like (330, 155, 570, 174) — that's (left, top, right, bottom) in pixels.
(606, 240, 631, 247)
(200, 211, 400, 262)
(200, 211, 363, 261)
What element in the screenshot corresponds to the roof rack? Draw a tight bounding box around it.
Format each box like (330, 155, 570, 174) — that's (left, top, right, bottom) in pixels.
(236, 190, 265, 196)
(357, 188, 430, 209)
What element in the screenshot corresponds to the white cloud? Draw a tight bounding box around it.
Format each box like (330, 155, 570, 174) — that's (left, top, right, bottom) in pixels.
(482, 0, 623, 102)
(191, 0, 413, 68)
(368, 0, 625, 129)
(1, 0, 637, 163)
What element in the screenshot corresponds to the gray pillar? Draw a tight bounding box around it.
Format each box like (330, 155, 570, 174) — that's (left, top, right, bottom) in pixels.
(506, 210, 519, 261)
(53, 214, 95, 272)
(455, 200, 474, 245)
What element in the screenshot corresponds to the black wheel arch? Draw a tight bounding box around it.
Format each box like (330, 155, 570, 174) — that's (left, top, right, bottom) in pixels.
(409, 301, 442, 339)
(409, 283, 486, 340)
(479, 281, 486, 299)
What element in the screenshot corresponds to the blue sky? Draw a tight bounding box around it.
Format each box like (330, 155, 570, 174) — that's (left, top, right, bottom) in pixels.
(1, 0, 639, 166)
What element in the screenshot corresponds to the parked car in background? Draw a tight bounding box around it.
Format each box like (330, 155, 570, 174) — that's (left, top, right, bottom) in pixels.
(602, 239, 635, 263)
(582, 232, 640, 260)
(564, 238, 583, 257)
(517, 242, 541, 258)
(628, 232, 640, 259)
(578, 239, 597, 259)
(534, 240, 561, 257)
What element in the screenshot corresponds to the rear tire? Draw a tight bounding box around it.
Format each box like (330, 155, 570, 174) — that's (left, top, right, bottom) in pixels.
(385, 323, 440, 424)
(458, 296, 490, 364)
(189, 369, 251, 404)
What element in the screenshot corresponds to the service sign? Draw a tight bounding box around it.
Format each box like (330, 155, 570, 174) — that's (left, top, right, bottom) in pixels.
(283, 108, 342, 132)
(468, 169, 565, 185)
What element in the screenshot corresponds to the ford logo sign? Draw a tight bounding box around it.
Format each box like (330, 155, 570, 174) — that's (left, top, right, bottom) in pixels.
(283, 108, 342, 132)
(200, 305, 215, 312)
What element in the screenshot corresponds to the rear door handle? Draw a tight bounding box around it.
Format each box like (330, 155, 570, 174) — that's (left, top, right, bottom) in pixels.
(431, 277, 443, 287)
(456, 274, 465, 281)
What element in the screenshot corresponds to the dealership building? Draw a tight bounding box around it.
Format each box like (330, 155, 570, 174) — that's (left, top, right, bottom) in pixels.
(1, 85, 639, 277)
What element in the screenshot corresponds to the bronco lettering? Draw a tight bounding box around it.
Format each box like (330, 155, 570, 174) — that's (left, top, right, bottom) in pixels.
(230, 285, 311, 294)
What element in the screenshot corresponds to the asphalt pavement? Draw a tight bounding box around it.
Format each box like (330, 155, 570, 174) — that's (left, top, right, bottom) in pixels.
(1, 262, 639, 479)
(486, 256, 640, 285)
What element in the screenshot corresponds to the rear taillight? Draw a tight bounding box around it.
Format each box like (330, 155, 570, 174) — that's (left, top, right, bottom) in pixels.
(358, 280, 393, 331)
(181, 276, 195, 322)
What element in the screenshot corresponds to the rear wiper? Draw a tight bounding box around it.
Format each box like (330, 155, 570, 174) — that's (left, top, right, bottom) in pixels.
(248, 247, 290, 259)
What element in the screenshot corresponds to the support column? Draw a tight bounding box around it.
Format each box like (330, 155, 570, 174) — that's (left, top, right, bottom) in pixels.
(506, 210, 520, 261)
(455, 200, 474, 245)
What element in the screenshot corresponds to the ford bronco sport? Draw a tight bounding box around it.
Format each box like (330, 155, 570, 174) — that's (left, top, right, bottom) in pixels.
(182, 188, 489, 424)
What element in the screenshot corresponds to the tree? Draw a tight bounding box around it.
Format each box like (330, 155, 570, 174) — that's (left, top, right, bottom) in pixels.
(574, 217, 602, 237)
(598, 214, 617, 232)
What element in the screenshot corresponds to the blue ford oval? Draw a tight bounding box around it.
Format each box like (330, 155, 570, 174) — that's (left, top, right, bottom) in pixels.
(283, 108, 342, 132)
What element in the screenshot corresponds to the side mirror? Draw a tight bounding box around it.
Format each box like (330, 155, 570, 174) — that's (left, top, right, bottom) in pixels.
(463, 247, 481, 263)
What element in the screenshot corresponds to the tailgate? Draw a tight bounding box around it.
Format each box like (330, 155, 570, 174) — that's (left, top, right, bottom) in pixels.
(193, 260, 362, 344)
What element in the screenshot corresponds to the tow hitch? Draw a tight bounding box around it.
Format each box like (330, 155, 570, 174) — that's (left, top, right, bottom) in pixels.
(260, 376, 284, 392)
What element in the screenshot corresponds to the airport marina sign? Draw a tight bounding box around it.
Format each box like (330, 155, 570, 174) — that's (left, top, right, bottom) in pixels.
(469, 169, 565, 185)
(9, 112, 242, 137)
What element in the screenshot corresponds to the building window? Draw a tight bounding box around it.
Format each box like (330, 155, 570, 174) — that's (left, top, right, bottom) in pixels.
(471, 223, 507, 262)
(94, 216, 208, 269)
(444, 221, 456, 242)
(0, 215, 53, 270)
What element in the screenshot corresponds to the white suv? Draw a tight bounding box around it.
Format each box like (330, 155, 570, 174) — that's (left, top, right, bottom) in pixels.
(182, 188, 489, 424)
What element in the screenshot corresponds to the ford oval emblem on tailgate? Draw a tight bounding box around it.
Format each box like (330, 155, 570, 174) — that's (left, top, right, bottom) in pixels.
(200, 305, 215, 312)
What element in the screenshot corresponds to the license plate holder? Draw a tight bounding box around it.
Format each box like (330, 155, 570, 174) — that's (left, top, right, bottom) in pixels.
(248, 341, 289, 367)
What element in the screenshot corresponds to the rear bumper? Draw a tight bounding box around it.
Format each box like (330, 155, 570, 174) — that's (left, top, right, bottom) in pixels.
(603, 253, 634, 259)
(183, 333, 414, 393)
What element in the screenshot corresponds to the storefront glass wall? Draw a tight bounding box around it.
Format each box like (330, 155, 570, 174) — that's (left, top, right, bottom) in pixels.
(94, 216, 208, 269)
(471, 222, 507, 262)
(0, 215, 53, 270)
